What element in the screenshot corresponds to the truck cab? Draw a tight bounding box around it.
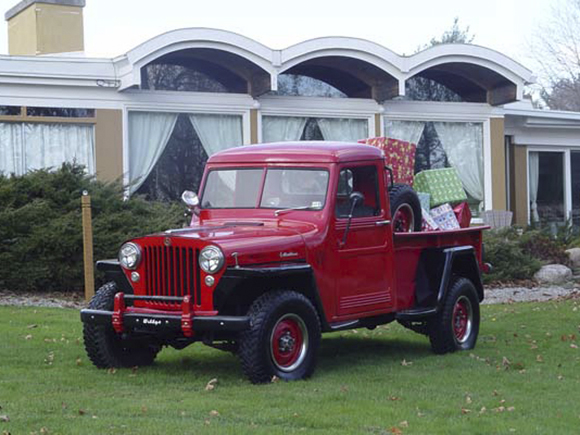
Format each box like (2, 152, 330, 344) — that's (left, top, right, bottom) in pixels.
(81, 142, 487, 383)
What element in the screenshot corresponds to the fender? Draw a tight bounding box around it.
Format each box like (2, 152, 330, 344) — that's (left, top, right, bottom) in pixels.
(212, 262, 331, 331)
(397, 246, 483, 321)
(95, 260, 133, 294)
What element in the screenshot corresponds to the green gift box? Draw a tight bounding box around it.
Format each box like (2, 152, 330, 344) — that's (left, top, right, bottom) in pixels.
(413, 168, 467, 207)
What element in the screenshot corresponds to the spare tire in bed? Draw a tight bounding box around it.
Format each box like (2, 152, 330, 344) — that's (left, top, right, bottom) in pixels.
(388, 183, 422, 232)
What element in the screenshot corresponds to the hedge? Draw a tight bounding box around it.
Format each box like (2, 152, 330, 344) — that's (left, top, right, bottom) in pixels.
(0, 164, 183, 293)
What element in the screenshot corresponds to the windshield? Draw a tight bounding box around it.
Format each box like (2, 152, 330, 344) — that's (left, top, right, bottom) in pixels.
(201, 168, 329, 210)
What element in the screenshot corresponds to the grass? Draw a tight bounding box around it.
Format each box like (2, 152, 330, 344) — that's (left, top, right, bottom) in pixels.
(1, 300, 579, 435)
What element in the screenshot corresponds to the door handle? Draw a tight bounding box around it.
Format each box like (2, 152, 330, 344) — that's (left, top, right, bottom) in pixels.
(376, 220, 391, 226)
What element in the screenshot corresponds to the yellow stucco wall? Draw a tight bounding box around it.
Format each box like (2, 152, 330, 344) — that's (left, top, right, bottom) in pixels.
(512, 145, 528, 226)
(7, 3, 84, 55)
(7, 5, 37, 55)
(95, 109, 124, 183)
(490, 117, 507, 210)
(250, 109, 259, 144)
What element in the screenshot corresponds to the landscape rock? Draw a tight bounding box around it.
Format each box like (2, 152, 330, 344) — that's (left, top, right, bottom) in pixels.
(534, 264, 573, 285)
(565, 248, 580, 269)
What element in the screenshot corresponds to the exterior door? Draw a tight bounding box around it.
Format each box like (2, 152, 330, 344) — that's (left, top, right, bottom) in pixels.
(333, 163, 395, 317)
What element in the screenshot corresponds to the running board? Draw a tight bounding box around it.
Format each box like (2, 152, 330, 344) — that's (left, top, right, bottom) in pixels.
(329, 314, 396, 331)
(395, 308, 438, 321)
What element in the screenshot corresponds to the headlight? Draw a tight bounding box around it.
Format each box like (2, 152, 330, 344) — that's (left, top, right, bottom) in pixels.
(199, 245, 224, 274)
(118, 242, 142, 270)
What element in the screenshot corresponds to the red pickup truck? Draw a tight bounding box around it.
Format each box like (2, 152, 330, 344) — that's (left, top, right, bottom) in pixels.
(81, 142, 487, 383)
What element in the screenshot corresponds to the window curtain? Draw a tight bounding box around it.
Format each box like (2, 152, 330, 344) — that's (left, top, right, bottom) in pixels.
(128, 112, 178, 195)
(0, 123, 24, 175)
(189, 114, 243, 190)
(23, 124, 95, 175)
(262, 116, 308, 143)
(317, 118, 368, 142)
(384, 120, 426, 144)
(433, 122, 484, 206)
(0, 122, 94, 177)
(529, 151, 540, 222)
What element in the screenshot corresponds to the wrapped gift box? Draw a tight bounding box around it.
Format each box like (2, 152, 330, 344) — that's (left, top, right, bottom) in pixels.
(417, 192, 431, 212)
(430, 203, 460, 230)
(453, 202, 472, 228)
(421, 208, 440, 231)
(413, 168, 467, 207)
(359, 137, 416, 186)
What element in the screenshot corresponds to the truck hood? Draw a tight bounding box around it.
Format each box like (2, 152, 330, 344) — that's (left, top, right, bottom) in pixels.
(151, 222, 313, 266)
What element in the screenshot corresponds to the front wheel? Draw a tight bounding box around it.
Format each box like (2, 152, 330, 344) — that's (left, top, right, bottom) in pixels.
(83, 282, 161, 368)
(238, 291, 321, 384)
(427, 277, 480, 354)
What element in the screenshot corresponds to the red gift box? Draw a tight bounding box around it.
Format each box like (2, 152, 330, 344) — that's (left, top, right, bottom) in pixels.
(453, 202, 472, 228)
(359, 137, 417, 186)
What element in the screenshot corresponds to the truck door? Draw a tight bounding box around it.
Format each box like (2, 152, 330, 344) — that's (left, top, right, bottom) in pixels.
(333, 163, 395, 317)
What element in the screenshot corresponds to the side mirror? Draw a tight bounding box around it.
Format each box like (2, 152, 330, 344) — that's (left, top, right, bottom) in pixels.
(181, 190, 200, 208)
(341, 191, 365, 247)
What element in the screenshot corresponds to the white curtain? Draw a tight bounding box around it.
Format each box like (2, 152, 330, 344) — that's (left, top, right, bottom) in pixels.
(0, 123, 24, 175)
(0, 122, 94, 176)
(529, 151, 540, 222)
(189, 114, 243, 190)
(384, 120, 426, 145)
(262, 116, 307, 143)
(24, 123, 95, 174)
(128, 112, 178, 195)
(433, 122, 484, 206)
(317, 118, 368, 142)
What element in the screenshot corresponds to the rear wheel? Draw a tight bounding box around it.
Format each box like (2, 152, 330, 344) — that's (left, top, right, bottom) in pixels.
(388, 183, 422, 232)
(83, 282, 161, 368)
(427, 277, 480, 354)
(238, 291, 321, 384)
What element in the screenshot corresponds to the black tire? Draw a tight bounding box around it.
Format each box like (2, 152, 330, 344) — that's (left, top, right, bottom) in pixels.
(388, 183, 422, 232)
(427, 277, 480, 354)
(238, 291, 321, 384)
(83, 282, 161, 368)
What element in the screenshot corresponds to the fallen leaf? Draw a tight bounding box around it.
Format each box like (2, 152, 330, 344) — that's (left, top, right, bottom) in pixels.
(205, 378, 218, 391)
(209, 410, 219, 417)
(389, 396, 400, 401)
(78, 409, 85, 416)
(39, 428, 49, 434)
(141, 406, 147, 414)
(479, 407, 487, 414)
(25, 335, 33, 340)
(271, 376, 279, 383)
(558, 375, 564, 380)
(340, 385, 349, 392)
(401, 359, 413, 366)
(571, 344, 579, 349)
(536, 355, 544, 363)
(0, 415, 9, 422)
(500, 399, 506, 405)
(75, 358, 82, 366)
(27, 324, 38, 329)
(466, 396, 472, 405)
(502, 357, 511, 369)
(107, 368, 117, 375)
(92, 415, 97, 419)
(389, 427, 403, 434)
(493, 390, 499, 396)
(399, 421, 409, 428)
(204, 419, 211, 425)
(461, 408, 471, 414)
(561, 335, 568, 342)
(507, 406, 515, 412)
(495, 406, 506, 413)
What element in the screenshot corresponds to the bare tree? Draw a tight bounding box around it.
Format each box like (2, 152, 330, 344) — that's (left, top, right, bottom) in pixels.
(529, 0, 580, 111)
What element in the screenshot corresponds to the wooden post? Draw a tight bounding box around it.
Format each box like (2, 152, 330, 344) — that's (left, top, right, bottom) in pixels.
(81, 191, 95, 302)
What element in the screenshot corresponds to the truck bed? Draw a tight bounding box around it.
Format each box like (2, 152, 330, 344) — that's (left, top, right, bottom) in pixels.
(392, 226, 488, 310)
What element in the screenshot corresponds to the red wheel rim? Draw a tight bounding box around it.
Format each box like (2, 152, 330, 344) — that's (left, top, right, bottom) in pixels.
(393, 204, 414, 232)
(270, 314, 308, 372)
(452, 296, 473, 344)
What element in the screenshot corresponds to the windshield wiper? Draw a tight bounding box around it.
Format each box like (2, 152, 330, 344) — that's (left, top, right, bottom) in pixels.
(274, 205, 320, 216)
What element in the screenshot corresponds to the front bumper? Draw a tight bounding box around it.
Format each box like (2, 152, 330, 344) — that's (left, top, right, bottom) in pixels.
(80, 293, 250, 337)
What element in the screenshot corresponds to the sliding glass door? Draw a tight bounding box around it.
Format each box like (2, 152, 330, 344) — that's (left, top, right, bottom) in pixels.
(529, 151, 565, 224)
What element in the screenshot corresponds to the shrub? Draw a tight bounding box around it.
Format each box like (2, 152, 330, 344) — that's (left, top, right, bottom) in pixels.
(483, 228, 542, 284)
(518, 229, 570, 266)
(0, 164, 184, 293)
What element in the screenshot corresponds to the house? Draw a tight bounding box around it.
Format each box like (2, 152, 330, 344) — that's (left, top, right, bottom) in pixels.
(1, 0, 579, 226)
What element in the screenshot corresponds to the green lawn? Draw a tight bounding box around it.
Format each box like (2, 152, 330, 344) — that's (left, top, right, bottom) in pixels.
(1, 300, 579, 434)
